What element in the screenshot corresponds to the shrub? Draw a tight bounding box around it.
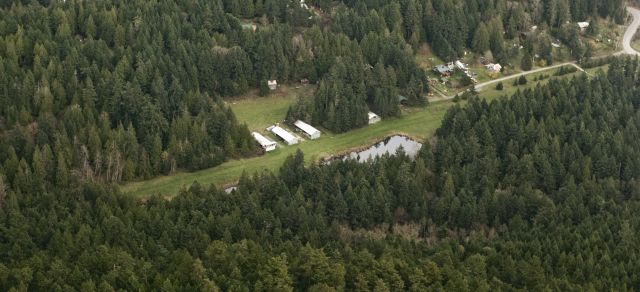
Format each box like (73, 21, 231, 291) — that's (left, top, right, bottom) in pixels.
(518, 75, 528, 85)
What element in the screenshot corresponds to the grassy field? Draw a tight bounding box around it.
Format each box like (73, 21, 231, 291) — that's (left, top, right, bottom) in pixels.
(227, 85, 314, 131)
(122, 63, 608, 198)
(122, 101, 450, 197)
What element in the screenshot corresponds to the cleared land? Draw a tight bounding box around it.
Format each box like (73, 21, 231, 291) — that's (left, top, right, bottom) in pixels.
(120, 6, 636, 198)
(122, 64, 610, 198)
(122, 101, 450, 197)
(227, 85, 314, 131)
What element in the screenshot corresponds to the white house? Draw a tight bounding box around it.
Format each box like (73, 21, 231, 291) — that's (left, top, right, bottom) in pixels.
(578, 22, 590, 31)
(267, 80, 277, 90)
(455, 60, 467, 71)
(252, 132, 277, 152)
(485, 63, 502, 73)
(368, 112, 381, 124)
(270, 126, 299, 145)
(294, 120, 321, 140)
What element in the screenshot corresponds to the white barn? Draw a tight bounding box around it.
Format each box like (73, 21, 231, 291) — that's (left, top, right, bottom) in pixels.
(270, 126, 299, 145)
(294, 120, 321, 140)
(252, 132, 277, 152)
(368, 112, 381, 124)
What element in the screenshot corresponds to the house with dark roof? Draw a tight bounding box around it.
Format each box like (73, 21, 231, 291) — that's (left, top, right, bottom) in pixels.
(434, 64, 454, 76)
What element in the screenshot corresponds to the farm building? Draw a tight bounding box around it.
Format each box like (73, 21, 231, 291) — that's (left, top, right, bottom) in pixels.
(270, 126, 299, 145)
(294, 120, 321, 140)
(368, 112, 381, 124)
(252, 132, 277, 152)
(267, 80, 278, 90)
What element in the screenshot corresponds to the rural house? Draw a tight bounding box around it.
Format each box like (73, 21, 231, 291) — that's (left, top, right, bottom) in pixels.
(434, 64, 454, 77)
(485, 63, 502, 73)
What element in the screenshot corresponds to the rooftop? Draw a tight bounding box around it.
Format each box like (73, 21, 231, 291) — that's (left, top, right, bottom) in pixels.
(294, 120, 320, 135)
(252, 132, 276, 146)
(271, 126, 297, 142)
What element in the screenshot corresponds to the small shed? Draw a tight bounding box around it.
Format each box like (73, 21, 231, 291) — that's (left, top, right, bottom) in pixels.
(578, 22, 590, 31)
(294, 120, 321, 140)
(398, 95, 408, 105)
(270, 126, 299, 145)
(241, 23, 257, 32)
(368, 112, 381, 124)
(252, 132, 277, 152)
(267, 80, 278, 90)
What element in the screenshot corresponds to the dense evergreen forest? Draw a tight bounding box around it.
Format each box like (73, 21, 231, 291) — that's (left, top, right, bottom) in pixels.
(0, 0, 638, 290)
(2, 57, 640, 290)
(1, 0, 627, 174)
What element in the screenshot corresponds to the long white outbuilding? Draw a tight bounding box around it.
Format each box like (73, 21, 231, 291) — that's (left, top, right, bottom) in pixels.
(294, 120, 321, 140)
(270, 126, 299, 145)
(251, 132, 277, 152)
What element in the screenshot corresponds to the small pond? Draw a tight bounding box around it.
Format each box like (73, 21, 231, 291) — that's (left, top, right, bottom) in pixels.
(343, 135, 423, 162)
(224, 136, 423, 192)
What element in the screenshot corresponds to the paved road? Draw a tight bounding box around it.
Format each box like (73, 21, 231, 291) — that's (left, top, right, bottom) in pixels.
(620, 6, 640, 56)
(432, 6, 640, 102)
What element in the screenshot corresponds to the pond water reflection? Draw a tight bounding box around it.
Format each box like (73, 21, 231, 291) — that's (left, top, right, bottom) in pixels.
(344, 135, 423, 162)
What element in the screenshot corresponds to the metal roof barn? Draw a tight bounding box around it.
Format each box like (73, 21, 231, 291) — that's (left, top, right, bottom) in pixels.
(251, 132, 277, 152)
(270, 126, 299, 145)
(294, 120, 321, 140)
